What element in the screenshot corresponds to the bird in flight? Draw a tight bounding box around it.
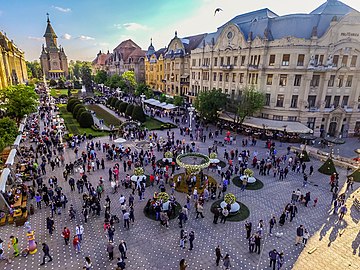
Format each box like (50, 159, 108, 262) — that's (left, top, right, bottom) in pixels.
(214, 8, 223, 16)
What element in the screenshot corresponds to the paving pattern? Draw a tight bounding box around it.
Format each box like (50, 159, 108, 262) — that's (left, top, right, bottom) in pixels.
(0, 109, 358, 270)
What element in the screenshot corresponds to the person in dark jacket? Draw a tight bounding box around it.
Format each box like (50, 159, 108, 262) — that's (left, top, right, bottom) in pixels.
(118, 240, 127, 260)
(269, 249, 278, 270)
(295, 225, 304, 245)
(215, 245, 223, 266)
(40, 243, 53, 266)
(46, 217, 54, 235)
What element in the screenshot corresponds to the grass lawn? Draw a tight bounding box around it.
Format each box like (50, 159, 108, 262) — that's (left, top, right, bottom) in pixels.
(58, 104, 108, 137)
(86, 104, 122, 127)
(50, 88, 79, 98)
(210, 200, 250, 222)
(143, 117, 177, 131)
(174, 173, 217, 194)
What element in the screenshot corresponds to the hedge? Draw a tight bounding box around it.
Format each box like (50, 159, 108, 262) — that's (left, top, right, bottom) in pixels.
(76, 108, 86, 122)
(73, 104, 85, 118)
(78, 111, 94, 128)
(132, 105, 146, 123)
(110, 98, 118, 108)
(125, 104, 134, 116)
(119, 102, 128, 113)
(106, 97, 114, 105)
(67, 99, 80, 112)
(115, 99, 122, 109)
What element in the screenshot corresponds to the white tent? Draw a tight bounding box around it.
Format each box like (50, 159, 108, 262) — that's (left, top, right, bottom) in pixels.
(13, 135, 22, 147)
(144, 98, 177, 110)
(5, 149, 17, 166)
(114, 138, 127, 143)
(0, 168, 10, 192)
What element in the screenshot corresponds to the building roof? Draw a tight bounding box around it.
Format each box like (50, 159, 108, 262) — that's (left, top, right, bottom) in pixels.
(43, 17, 58, 38)
(155, 47, 167, 58)
(146, 39, 156, 59)
(203, 0, 358, 46)
(182, 33, 208, 53)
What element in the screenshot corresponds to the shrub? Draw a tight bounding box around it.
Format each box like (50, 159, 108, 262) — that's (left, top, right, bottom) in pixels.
(131, 105, 146, 122)
(110, 98, 118, 108)
(115, 99, 122, 109)
(73, 104, 85, 118)
(76, 108, 86, 121)
(125, 104, 134, 116)
(318, 158, 337, 175)
(78, 111, 94, 128)
(106, 97, 114, 105)
(67, 99, 80, 112)
(119, 102, 128, 113)
(297, 150, 310, 162)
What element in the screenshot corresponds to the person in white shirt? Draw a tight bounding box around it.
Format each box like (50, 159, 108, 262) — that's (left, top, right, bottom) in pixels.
(75, 224, 84, 242)
(119, 195, 126, 205)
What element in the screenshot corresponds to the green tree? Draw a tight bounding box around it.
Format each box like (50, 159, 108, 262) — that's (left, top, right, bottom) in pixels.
(125, 104, 135, 117)
(80, 63, 93, 92)
(78, 111, 94, 128)
(110, 98, 118, 108)
(318, 158, 337, 175)
(49, 79, 57, 87)
(26, 61, 43, 79)
(106, 97, 114, 106)
(76, 108, 86, 122)
(131, 105, 146, 123)
(115, 99, 122, 109)
(119, 102, 128, 113)
(73, 104, 85, 118)
(67, 99, 81, 112)
(94, 70, 108, 84)
(58, 76, 66, 89)
(106, 74, 123, 89)
(134, 83, 149, 97)
(232, 86, 265, 124)
(159, 94, 166, 103)
(173, 96, 184, 107)
(0, 85, 38, 122)
(0, 117, 18, 151)
(194, 88, 227, 122)
(145, 89, 154, 99)
(121, 71, 137, 92)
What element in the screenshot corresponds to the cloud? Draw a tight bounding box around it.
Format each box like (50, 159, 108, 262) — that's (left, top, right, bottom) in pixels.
(113, 24, 122, 29)
(61, 33, 72, 40)
(77, 35, 95, 41)
(53, 6, 71, 13)
(28, 36, 43, 41)
(122, 22, 148, 31)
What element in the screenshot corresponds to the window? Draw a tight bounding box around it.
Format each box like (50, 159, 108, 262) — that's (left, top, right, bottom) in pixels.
(276, 94, 284, 107)
(225, 73, 229, 82)
(297, 54, 305, 66)
(342, 96, 349, 107)
(273, 115, 283, 121)
(214, 57, 218, 66)
(333, 55, 339, 67)
(333, 96, 340, 107)
(324, 96, 331, 108)
(341, 55, 348, 67)
(220, 57, 224, 66)
(213, 72, 217, 81)
(279, 75, 287, 86)
(241, 56, 246, 66)
(265, 93, 271, 106)
(234, 56, 238, 66)
(198, 59, 201, 66)
(239, 73, 244, 83)
(288, 116, 297, 122)
(350, 55, 357, 67)
(192, 59, 196, 66)
(261, 113, 269, 119)
(269, 55, 275, 66)
(294, 75, 301, 86)
(219, 73, 223, 82)
(266, 74, 273, 85)
(346, 75, 353, 87)
(311, 75, 320, 87)
(308, 95, 316, 107)
(290, 95, 298, 108)
(338, 75, 344, 87)
(328, 75, 335, 87)
(227, 57, 231, 66)
(232, 73, 236, 83)
(307, 117, 316, 129)
(191, 72, 195, 80)
(282, 54, 290, 66)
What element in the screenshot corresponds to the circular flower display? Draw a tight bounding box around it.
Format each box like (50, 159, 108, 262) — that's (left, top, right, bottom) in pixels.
(157, 192, 169, 203)
(224, 193, 236, 205)
(209, 152, 217, 159)
(134, 167, 144, 176)
(176, 153, 210, 175)
(164, 151, 173, 158)
(244, 168, 254, 177)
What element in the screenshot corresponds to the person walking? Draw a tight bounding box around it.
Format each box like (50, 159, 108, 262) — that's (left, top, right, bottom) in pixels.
(269, 249, 278, 270)
(277, 252, 284, 270)
(84, 256, 92, 270)
(254, 233, 261, 254)
(248, 234, 255, 253)
(223, 254, 231, 269)
(245, 221, 252, 239)
(46, 217, 54, 235)
(106, 240, 114, 261)
(220, 207, 229, 224)
(62, 227, 71, 245)
(269, 216, 276, 236)
(180, 258, 188, 270)
(189, 231, 195, 250)
(73, 235, 81, 253)
(108, 225, 115, 242)
(123, 210, 130, 229)
(9, 236, 19, 257)
(75, 224, 84, 242)
(213, 207, 221, 224)
(295, 225, 304, 246)
(302, 229, 310, 246)
(339, 204, 348, 221)
(117, 257, 126, 270)
(40, 243, 53, 266)
(215, 245, 223, 266)
(195, 203, 204, 218)
(118, 240, 127, 260)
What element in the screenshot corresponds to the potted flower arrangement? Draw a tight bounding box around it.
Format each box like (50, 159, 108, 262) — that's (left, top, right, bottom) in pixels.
(241, 168, 256, 184)
(163, 151, 173, 163)
(220, 193, 240, 214)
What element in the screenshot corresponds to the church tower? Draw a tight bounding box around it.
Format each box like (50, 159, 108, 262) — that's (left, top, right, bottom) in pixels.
(39, 14, 68, 79)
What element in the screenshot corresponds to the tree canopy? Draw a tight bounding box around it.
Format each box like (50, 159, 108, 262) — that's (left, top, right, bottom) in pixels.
(0, 117, 18, 151)
(194, 88, 227, 122)
(121, 71, 137, 91)
(0, 85, 38, 121)
(26, 61, 43, 79)
(173, 96, 184, 107)
(94, 70, 108, 84)
(80, 63, 93, 91)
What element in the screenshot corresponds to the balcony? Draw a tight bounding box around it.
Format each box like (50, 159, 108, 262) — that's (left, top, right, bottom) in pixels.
(220, 65, 233, 70)
(201, 65, 210, 70)
(248, 64, 259, 70)
(308, 107, 320, 112)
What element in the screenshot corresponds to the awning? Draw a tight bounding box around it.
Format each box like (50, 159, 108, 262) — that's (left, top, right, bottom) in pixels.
(5, 149, 17, 166)
(18, 123, 25, 133)
(219, 114, 313, 134)
(0, 168, 10, 192)
(13, 135, 22, 147)
(144, 98, 177, 110)
(180, 74, 189, 79)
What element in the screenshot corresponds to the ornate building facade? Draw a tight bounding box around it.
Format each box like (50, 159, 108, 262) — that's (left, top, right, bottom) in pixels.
(104, 39, 145, 83)
(92, 50, 110, 74)
(0, 32, 28, 89)
(164, 31, 207, 97)
(145, 39, 166, 92)
(190, 0, 360, 137)
(40, 15, 68, 79)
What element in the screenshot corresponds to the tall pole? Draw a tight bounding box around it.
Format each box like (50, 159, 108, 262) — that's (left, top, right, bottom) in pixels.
(188, 105, 194, 131)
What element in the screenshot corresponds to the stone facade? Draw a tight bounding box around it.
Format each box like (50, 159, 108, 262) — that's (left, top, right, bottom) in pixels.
(190, 0, 360, 137)
(0, 32, 28, 89)
(145, 40, 166, 92)
(104, 39, 145, 83)
(39, 15, 68, 79)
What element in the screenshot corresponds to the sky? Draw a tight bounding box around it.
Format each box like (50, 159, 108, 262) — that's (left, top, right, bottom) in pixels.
(1, 0, 360, 62)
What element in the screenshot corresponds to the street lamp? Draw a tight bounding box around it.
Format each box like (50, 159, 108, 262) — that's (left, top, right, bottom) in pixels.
(140, 94, 146, 110)
(188, 105, 195, 131)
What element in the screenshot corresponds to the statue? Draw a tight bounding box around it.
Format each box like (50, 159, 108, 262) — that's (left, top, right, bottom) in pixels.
(326, 54, 333, 67)
(308, 55, 315, 68)
(25, 222, 37, 254)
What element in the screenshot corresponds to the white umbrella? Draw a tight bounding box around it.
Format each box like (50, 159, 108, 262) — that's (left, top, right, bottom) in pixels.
(114, 138, 126, 143)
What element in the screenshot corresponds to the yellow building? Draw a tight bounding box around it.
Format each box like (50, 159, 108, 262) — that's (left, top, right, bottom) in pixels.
(145, 39, 166, 92)
(0, 32, 28, 89)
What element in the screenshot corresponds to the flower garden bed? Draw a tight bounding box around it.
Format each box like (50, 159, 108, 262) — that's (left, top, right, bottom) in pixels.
(210, 200, 250, 222)
(173, 173, 217, 194)
(232, 176, 264, 190)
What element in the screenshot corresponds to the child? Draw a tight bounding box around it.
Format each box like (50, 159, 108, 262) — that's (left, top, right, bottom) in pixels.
(302, 229, 310, 246)
(313, 198, 318, 207)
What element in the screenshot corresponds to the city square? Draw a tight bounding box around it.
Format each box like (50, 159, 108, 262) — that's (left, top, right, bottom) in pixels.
(0, 1, 360, 270)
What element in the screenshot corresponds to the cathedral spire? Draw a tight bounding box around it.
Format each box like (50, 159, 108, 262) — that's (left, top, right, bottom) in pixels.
(43, 14, 58, 49)
(47, 13, 50, 23)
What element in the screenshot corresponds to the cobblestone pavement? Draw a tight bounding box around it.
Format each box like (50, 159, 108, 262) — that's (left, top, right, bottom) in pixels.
(0, 109, 358, 270)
